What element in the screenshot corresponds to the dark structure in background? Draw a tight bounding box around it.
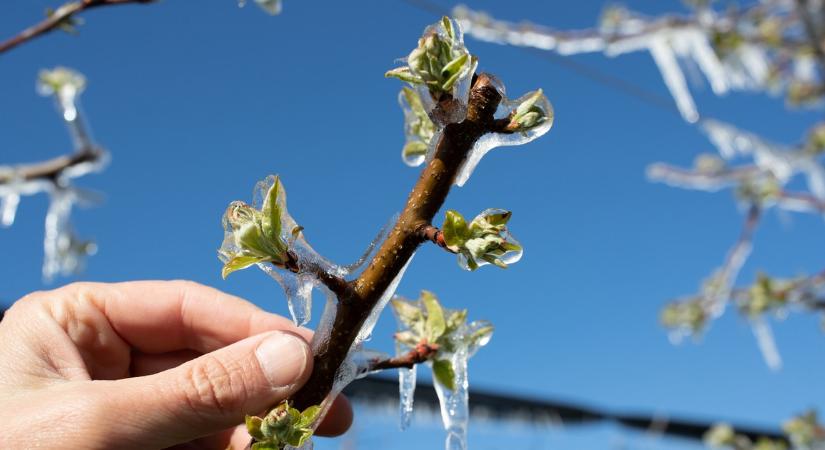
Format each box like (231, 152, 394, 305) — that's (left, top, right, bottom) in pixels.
(343, 376, 785, 444)
(0, 308, 784, 444)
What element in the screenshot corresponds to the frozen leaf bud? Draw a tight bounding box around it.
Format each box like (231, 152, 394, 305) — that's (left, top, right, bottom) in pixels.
(506, 89, 551, 132)
(386, 16, 475, 97)
(37, 67, 86, 96)
(660, 299, 707, 334)
(391, 291, 493, 391)
(247, 401, 321, 449)
(783, 410, 825, 448)
(704, 424, 736, 447)
(805, 123, 825, 155)
(219, 176, 294, 278)
(442, 209, 523, 271)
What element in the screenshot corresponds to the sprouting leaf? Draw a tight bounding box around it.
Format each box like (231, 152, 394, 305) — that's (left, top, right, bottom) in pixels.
(222, 255, 267, 279)
(251, 443, 279, 450)
(422, 290, 446, 342)
(441, 15, 454, 39)
(245, 415, 266, 441)
(261, 176, 282, 243)
(392, 298, 423, 330)
(442, 210, 469, 250)
(485, 210, 512, 226)
(432, 359, 456, 390)
(445, 309, 467, 334)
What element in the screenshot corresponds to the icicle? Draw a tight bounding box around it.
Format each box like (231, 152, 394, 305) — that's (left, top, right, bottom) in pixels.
(684, 28, 729, 95)
(455, 89, 554, 187)
(398, 359, 417, 430)
(42, 188, 94, 282)
(648, 35, 699, 123)
(751, 319, 783, 370)
(433, 345, 470, 450)
(0, 190, 20, 227)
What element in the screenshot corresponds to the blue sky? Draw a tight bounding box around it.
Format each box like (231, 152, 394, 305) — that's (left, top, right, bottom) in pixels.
(1, 0, 824, 448)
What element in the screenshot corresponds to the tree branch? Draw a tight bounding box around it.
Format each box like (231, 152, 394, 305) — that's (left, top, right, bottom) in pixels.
(0, 0, 155, 55)
(286, 73, 504, 412)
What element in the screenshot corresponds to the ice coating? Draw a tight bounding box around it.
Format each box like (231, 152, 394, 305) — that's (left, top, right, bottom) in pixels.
(455, 89, 554, 187)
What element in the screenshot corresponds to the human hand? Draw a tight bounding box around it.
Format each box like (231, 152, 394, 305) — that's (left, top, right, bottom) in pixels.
(0, 280, 352, 449)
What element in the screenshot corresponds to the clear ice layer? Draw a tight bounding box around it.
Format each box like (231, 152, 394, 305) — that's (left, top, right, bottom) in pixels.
(455, 90, 554, 187)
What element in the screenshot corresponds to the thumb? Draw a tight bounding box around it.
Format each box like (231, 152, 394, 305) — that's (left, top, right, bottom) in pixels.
(100, 331, 312, 448)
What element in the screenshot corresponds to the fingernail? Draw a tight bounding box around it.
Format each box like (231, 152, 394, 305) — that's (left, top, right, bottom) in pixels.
(255, 332, 309, 388)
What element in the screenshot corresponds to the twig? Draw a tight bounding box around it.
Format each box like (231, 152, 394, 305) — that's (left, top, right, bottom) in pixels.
(0, 0, 155, 55)
(368, 341, 439, 371)
(0, 149, 102, 185)
(417, 224, 453, 252)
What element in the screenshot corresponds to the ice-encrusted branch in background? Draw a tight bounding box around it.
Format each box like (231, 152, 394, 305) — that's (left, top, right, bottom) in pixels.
(454, 1, 825, 122)
(0, 0, 284, 55)
(653, 119, 825, 369)
(0, 67, 108, 281)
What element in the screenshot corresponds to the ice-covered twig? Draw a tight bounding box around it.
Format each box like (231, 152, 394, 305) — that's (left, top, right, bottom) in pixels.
(368, 342, 440, 371)
(0, 0, 156, 55)
(455, 2, 824, 120)
(2, 67, 107, 280)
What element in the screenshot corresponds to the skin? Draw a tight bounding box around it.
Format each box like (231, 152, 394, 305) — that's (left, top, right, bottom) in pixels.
(0, 280, 353, 449)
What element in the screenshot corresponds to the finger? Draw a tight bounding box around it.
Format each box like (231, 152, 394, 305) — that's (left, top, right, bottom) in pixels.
(62, 280, 311, 354)
(130, 350, 200, 377)
(94, 330, 312, 449)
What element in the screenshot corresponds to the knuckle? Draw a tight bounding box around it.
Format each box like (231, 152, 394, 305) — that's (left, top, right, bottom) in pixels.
(179, 356, 246, 417)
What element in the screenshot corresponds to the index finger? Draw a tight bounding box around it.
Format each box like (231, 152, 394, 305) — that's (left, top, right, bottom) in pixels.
(64, 280, 310, 354)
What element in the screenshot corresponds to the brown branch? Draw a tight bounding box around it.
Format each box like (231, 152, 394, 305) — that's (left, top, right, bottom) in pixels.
(0, 0, 155, 55)
(285, 73, 504, 412)
(369, 341, 439, 371)
(0, 149, 102, 185)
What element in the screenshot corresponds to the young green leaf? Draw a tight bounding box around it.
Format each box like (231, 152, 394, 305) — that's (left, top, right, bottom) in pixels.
(299, 405, 322, 427)
(222, 255, 267, 279)
(261, 176, 282, 243)
(392, 298, 424, 330)
(432, 359, 456, 391)
(422, 291, 446, 342)
(245, 415, 267, 441)
(442, 210, 469, 249)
